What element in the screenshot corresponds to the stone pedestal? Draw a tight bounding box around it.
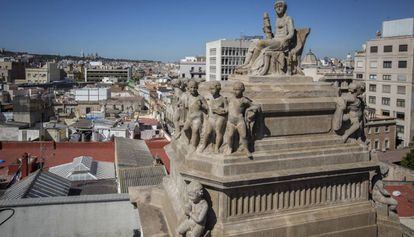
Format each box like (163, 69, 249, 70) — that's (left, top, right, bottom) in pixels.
(130, 76, 390, 237)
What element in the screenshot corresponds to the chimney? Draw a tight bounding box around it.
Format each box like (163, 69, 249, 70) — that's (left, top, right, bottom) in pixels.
(20, 153, 29, 178)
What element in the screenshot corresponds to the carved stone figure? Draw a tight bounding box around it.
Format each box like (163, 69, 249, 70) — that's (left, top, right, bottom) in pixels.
(172, 79, 186, 135)
(178, 80, 208, 149)
(198, 81, 228, 153)
(224, 82, 258, 157)
(372, 165, 398, 215)
(177, 181, 209, 237)
(333, 82, 366, 143)
(235, 0, 309, 76)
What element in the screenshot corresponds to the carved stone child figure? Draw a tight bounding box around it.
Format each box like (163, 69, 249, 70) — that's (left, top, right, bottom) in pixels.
(372, 165, 398, 215)
(180, 80, 207, 149)
(198, 81, 228, 153)
(177, 181, 209, 237)
(224, 82, 257, 157)
(172, 79, 186, 136)
(334, 82, 365, 143)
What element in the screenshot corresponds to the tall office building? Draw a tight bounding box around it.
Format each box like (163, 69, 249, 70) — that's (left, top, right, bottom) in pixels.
(354, 18, 414, 147)
(206, 39, 255, 81)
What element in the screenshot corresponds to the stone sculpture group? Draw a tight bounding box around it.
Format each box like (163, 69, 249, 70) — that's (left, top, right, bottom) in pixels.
(172, 79, 259, 157)
(161, 1, 400, 236)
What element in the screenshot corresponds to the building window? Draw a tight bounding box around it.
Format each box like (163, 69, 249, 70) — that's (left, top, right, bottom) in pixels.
(399, 44, 408, 52)
(385, 126, 390, 132)
(383, 61, 392, 68)
(381, 97, 390, 106)
(369, 84, 376, 92)
(383, 45, 393, 53)
(397, 99, 405, 108)
(375, 127, 380, 133)
(384, 139, 390, 150)
(398, 61, 407, 68)
(368, 96, 376, 104)
(397, 125, 404, 134)
(209, 48, 217, 56)
(397, 75, 407, 81)
(397, 86, 406, 94)
(356, 74, 363, 79)
(383, 75, 391, 80)
(370, 61, 378, 68)
(382, 110, 390, 116)
(396, 112, 405, 120)
(368, 128, 372, 134)
(382, 85, 391, 93)
(356, 61, 363, 68)
(367, 140, 371, 150)
(370, 46, 378, 53)
(374, 140, 380, 150)
(369, 74, 377, 80)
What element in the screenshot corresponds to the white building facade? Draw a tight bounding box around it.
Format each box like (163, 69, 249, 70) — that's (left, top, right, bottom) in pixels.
(355, 18, 414, 147)
(178, 56, 206, 79)
(206, 39, 252, 81)
(74, 87, 111, 102)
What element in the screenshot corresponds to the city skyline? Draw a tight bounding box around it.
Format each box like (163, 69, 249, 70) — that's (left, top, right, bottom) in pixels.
(1, 0, 413, 62)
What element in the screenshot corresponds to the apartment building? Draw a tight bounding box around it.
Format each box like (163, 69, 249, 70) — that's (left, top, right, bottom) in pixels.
(206, 39, 254, 81)
(355, 18, 414, 147)
(178, 56, 206, 79)
(26, 62, 61, 84)
(85, 68, 131, 83)
(0, 62, 25, 83)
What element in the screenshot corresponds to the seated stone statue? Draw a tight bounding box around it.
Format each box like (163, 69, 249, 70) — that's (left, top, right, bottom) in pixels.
(235, 0, 309, 77)
(224, 82, 259, 157)
(177, 181, 209, 237)
(198, 81, 228, 153)
(372, 165, 398, 215)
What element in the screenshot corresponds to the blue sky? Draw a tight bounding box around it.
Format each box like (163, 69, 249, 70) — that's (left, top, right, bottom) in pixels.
(0, 0, 413, 62)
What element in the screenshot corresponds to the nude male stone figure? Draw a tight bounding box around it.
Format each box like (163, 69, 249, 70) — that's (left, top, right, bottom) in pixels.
(224, 82, 257, 157)
(198, 81, 228, 153)
(179, 80, 208, 150)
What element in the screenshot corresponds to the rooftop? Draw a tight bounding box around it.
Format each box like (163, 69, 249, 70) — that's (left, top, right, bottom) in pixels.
(0, 141, 115, 169)
(115, 138, 154, 168)
(49, 156, 115, 181)
(0, 170, 71, 200)
(385, 184, 414, 217)
(0, 194, 139, 237)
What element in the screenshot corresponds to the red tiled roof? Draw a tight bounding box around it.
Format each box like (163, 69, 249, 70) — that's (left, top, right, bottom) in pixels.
(0, 141, 115, 170)
(139, 118, 159, 126)
(145, 139, 170, 173)
(385, 185, 414, 217)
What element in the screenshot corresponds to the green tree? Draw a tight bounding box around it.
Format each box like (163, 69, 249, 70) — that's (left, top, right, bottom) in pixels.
(401, 148, 414, 170)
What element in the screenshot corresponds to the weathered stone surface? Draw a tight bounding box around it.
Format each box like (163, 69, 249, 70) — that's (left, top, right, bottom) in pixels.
(131, 19, 395, 236)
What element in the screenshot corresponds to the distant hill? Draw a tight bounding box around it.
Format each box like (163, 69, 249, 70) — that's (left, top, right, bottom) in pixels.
(0, 49, 161, 63)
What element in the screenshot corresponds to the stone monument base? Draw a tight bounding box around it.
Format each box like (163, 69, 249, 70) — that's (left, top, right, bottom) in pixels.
(130, 76, 402, 237)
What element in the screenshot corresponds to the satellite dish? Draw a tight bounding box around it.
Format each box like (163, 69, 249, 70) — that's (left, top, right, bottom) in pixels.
(392, 191, 401, 197)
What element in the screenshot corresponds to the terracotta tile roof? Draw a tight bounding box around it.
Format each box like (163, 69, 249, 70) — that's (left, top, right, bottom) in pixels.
(138, 118, 159, 126)
(385, 184, 414, 217)
(0, 141, 115, 169)
(145, 139, 170, 173)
